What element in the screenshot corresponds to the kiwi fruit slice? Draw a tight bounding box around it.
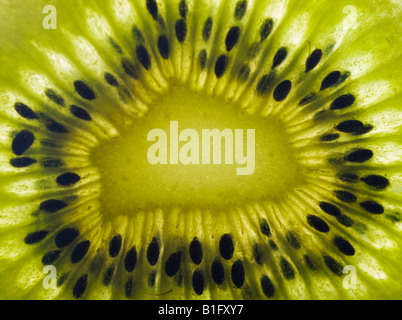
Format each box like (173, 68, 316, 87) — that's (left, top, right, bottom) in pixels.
(0, 0, 401, 300)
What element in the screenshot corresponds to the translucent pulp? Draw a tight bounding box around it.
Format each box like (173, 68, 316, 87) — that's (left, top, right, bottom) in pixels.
(91, 86, 307, 214)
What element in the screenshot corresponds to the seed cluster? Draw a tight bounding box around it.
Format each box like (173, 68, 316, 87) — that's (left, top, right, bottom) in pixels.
(3, 0, 397, 300)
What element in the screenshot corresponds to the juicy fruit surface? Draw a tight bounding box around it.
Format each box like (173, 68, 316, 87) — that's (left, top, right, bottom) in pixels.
(0, 0, 401, 300)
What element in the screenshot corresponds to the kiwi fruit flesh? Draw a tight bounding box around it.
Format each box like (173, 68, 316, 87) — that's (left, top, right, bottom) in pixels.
(0, 0, 401, 300)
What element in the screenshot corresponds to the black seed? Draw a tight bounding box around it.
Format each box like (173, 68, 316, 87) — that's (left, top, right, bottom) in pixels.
(38, 112, 53, 123)
(305, 49, 322, 73)
(299, 92, 316, 106)
(336, 120, 364, 133)
(158, 15, 165, 28)
(303, 255, 317, 271)
(361, 175, 390, 190)
(330, 94, 356, 110)
(56, 172, 81, 187)
(286, 231, 300, 249)
(12, 130, 34, 156)
(24, 230, 49, 244)
(280, 257, 295, 280)
(73, 274, 88, 299)
(120, 88, 131, 101)
(192, 269, 204, 295)
(273, 80, 292, 101)
(104, 72, 119, 87)
(56, 273, 68, 287)
(189, 237, 203, 265)
(125, 279, 133, 298)
(148, 270, 157, 287)
(176, 274, 183, 287)
(109, 234, 122, 258)
(352, 124, 373, 135)
(320, 133, 339, 142)
(339, 71, 351, 84)
(338, 173, 359, 183)
(231, 260, 245, 288)
(242, 289, 253, 300)
(14, 102, 38, 120)
(219, 233, 234, 260)
(253, 243, 263, 265)
(320, 71, 341, 90)
(147, 237, 160, 266)
(146, 0, 158, 20)
(324, 43, 336, 54)
(165, 251, 182, 277)
(109, 37, 123, 54)
(319, 202, 341, 217)
(40, 141, 58, 149)
(260, 275, 275, 298)
(272, 47, 288, 69)
(157, 35, 170, 59)
(124, 246, 137, 272)
(132, 26, 145, 43)
(198, 50, 207, 70)
(40, 199, 68, 213)
(55, 228, 79, 248)
(175, 19, 187, 43)
(307, 215, 330, 233)
(336, 214, 354, 227)
(334, 190, 356, 203)
(202, 17, 213, 41)
(269, 240, 278, 250)
(248, 41, 261, 59)
(74, 81, 96, 100)
(323, 255, 343, 276)
(41, 159, 64, 168)
(386, 214, 401, 223)
(103, 266, 114, 286)
(238, 64, 250, 82)
(70, 105, 92, 121)
(10, 157, 37, 168)
(179, 0, 188, 19)
(46, 120, 68, 134)
(45, 89, 65, 106)
(256, 73, 275, 95)
(121, 59, 138, 79)
(344, 149, 373, 163)
(214, 54, 228, 78)
(314, 111, 326, 122)
(360, 200, 384, 214)
(71, 240, 91, 264)
(235, 1, 247, 20)
(89, 254, 104, 273)
(42, 250, 61, 265)
(211, 259, 225, 285)
(136, 45, 151, 70)
(333, 236, 355, 256)
(260, 18, 274, 42)
(225, 26, 240, 52)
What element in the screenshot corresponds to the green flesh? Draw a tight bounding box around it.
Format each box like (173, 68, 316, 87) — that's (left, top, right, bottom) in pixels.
(0, 0, 401, 300)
